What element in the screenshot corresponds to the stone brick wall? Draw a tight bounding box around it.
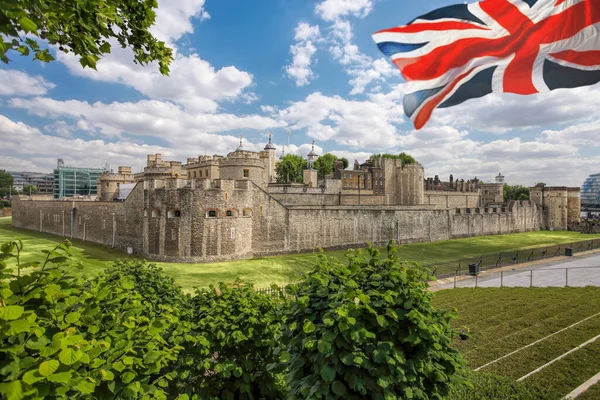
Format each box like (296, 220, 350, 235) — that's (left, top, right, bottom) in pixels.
(424, 191, 481, 209)
(1, 208, 11, 217)
(12, 179, 543, 263)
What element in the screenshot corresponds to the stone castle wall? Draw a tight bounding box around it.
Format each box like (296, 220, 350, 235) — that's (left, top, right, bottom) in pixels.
(424, 191, 481, 209)
(12, 182, 543, 263)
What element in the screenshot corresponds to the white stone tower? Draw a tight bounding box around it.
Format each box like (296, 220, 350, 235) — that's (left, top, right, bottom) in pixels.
(263, 131, 277, 184)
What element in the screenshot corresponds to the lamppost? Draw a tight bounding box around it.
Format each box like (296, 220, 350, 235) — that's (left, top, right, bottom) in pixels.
(358, 174, 361, 205)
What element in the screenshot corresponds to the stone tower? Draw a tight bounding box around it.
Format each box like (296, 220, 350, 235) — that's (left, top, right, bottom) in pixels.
(262, 131, 277, 185)
(304, 141, 318, 187)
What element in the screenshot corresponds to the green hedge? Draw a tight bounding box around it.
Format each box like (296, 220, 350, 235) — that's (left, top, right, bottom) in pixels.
(1, 240, 468, 399)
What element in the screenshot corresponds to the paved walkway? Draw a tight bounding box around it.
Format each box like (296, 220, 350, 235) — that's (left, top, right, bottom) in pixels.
(430, 251, 600, 291)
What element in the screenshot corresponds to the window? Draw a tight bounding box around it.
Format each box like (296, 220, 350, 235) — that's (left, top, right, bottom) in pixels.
(243, 209, 252, 217)
(106, 182, 109, 187)
(168, 209, 181, 218)
(226, 210, 233, 217)
(243, 169, 250, 178)
(484, 190, 488, 194)
(151, 209, 161, 218)
(207, 210, 217, 218)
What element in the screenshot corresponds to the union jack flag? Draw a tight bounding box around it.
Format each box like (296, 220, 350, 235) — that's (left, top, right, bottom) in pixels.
(373, 0, 600, 130)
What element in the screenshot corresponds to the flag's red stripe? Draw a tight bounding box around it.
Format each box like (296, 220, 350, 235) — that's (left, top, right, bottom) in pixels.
(377, 21, 488, 34)
(480, 0, 534, 34)
(550, 50, 600, 67)
(414, 68, 475, 130)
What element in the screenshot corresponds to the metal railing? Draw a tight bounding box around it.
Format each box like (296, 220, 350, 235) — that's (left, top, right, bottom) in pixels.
(424, 238, 600, 278)
(453, 266, 600, 289)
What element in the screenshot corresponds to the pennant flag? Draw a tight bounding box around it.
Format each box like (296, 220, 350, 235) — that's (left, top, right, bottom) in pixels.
(373, 0, 600, 130)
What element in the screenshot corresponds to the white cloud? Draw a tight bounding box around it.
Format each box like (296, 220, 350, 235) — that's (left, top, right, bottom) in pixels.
(434, 84, 600, 133)
(315, 0, 373, 21)
(294, 22, 321, 42)
(0, 70, 55, 97)
(44, 121, 76, 138)
(152, 0, 210, 44)
(274, 92, 403, 149)
(57, 50, 254, 113)
(285, 23, 322, 87)
(539, 121, 600, 148)
(9, 97, 286, 146)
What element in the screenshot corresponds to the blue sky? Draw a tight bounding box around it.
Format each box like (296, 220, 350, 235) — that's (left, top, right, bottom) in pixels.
(1, 0, 599, 186)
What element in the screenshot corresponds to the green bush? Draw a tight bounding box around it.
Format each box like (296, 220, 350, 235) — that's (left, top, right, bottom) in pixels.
(0, 240, 185, 399)
(173, 281, 286, 399)
(283, 243, 468, 399)
(447, 372, 551, 400)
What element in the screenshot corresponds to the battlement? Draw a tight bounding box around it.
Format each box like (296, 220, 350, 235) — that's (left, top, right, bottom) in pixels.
(225, 150, 261, 160)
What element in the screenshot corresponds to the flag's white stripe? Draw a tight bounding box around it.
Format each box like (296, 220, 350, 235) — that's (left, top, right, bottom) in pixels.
(374, 28, 498, 45)
(533, 45, 551, 92)
(547, 55, 600, 71)
(408, 17, 488, 28)
(547, 23, 600, 54)
(468, 2, 510, 37)
(492, 53, 516, 92)
(529, 0, 588, 24)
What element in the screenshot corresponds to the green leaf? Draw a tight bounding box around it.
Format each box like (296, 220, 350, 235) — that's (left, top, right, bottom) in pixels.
(332, 381, 347, 396)
(39, 360, 60, 376)
(143, 351, 161, 364)
(100, 369, 114, 381)
(0, 380, 23, 400)
(22, 370, 43, 385)
(65, 311, 80, 324)
(76, 380, 96, 394)
(7, 319, 30, 335)
(47, 371, 71, 383)
(99, 42, 111, 53)
(18, 17, 37, 33)
(303, 321, 315, 334)
(123, 356, 134, 365)
(0, 305, 24, 320)
(376, 315, 387, 327)
(317, 340, 331, 354)
(58, 348, 82, 365)
(121, 371, 136, 384)
(320, 364, 336, 382)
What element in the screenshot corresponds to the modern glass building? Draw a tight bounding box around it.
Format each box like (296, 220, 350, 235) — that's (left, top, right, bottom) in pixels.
(581, 173, 600, 207)
(53, 159, 106, 199)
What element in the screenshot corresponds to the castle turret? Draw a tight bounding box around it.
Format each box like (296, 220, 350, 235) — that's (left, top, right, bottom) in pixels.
(262, 131, 277, 185)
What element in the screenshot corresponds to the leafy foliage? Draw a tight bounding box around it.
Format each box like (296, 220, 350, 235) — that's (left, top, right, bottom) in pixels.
(0, 172, 13, 198)
(0, 240, 184, 399)
(283, 243, 467, 399)
(174, 281, 286, 399)
(314, 154, 339, 180)
(0, 0, 173, 74)
(276, 154, 308, 183)
(370, 152, 417, 167)
(20, 185, 38, 195)
(503, 185, 530, 202)
(446, 373, 551, 400)
(0, 240, 470, 399)
(340, 158, 349, 170)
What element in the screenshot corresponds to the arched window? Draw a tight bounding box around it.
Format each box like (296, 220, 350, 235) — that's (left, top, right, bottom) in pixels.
(143, 209, 148, 217)
(152, 208, 161, 217)
(207, 210, 217, 218)
(226, 210, 233, 217)
(168, 209, 181, 218)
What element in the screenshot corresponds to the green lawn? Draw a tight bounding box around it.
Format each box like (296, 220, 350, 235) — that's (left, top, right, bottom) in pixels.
(1, 217, 599, 291)
(434, 288, 600, 399)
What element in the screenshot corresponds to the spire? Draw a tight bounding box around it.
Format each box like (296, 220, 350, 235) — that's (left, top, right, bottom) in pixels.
(264, 130, 276, 150)
(307, 140, 317, 157)
(235, 135, 244, 152)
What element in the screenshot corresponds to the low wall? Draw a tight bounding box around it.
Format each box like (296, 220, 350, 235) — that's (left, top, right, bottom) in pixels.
(1, 208, 11, 217)
(424, 191, 481, 209)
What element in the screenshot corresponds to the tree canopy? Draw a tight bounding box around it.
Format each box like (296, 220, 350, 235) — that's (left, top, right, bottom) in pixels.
(370, 152, 417, 167)
(276, 154, 307, 183)
(0, 171, 13, 198)
(314, 153, 338, 180)
(504, 185, 530, 202)
(0, 0, 173, 74)
(21, 184, 38, 195)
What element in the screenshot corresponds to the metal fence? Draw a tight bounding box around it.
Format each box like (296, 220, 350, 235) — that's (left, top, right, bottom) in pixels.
(424, 238, 600, 278)
(452, 266, 600, 289)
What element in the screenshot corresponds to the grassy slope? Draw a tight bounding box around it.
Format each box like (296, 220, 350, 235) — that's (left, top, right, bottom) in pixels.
(434, 288, 600, 399)
(1, 217, 599, 291)
(578, 381, 600, 400)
